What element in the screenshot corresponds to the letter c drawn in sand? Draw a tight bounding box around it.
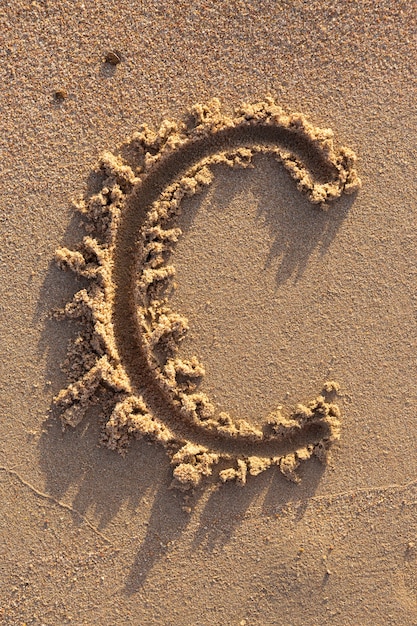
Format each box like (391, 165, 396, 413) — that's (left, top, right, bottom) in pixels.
(54, 98, 361, 490)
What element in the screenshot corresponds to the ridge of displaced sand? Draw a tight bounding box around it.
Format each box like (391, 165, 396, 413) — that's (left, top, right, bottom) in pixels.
(54, 98, 360, 490)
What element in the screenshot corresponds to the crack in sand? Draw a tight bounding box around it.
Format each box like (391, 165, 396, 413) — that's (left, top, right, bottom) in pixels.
(0, 465, 114, 545)
(53, 98, 361, 490)
(308, 477, 417, 505)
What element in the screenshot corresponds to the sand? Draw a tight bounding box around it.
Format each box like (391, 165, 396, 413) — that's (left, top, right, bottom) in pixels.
(1, 1, 416, 624)
(54, 99, 359, 489)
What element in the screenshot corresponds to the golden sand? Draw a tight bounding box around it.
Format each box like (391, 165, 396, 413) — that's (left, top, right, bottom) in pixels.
(2, 1, 416, 623)
(54, 98, 359, 490)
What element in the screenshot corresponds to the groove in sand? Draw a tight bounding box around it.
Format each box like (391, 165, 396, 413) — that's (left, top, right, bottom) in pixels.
(54, 98, 360, 489)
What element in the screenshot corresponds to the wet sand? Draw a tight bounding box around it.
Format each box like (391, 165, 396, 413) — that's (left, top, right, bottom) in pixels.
(1, 1, 416, 624)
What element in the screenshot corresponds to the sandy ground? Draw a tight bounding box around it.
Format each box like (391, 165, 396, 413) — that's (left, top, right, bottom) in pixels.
(1, 1, 416, 624)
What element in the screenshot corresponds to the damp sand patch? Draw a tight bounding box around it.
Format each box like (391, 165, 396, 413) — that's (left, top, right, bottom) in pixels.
(54, 98, 360, 490)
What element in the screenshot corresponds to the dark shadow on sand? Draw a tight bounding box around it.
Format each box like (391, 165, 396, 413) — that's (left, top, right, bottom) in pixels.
(36, 118, 357, 593)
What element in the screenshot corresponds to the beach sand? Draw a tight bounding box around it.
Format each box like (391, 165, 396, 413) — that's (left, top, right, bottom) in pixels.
(1, 1, 416, 624)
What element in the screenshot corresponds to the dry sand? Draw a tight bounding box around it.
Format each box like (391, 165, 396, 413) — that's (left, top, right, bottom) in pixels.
(1, 1, 416, 624)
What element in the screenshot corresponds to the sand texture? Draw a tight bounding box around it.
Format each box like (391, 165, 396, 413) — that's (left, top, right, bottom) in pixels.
(54, 99, 360, 489)
(1, 1, 416, 624)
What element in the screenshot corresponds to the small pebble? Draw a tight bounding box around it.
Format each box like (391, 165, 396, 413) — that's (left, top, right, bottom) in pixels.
(53, 89, 67, 101)
(105, 50, 122, 65)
